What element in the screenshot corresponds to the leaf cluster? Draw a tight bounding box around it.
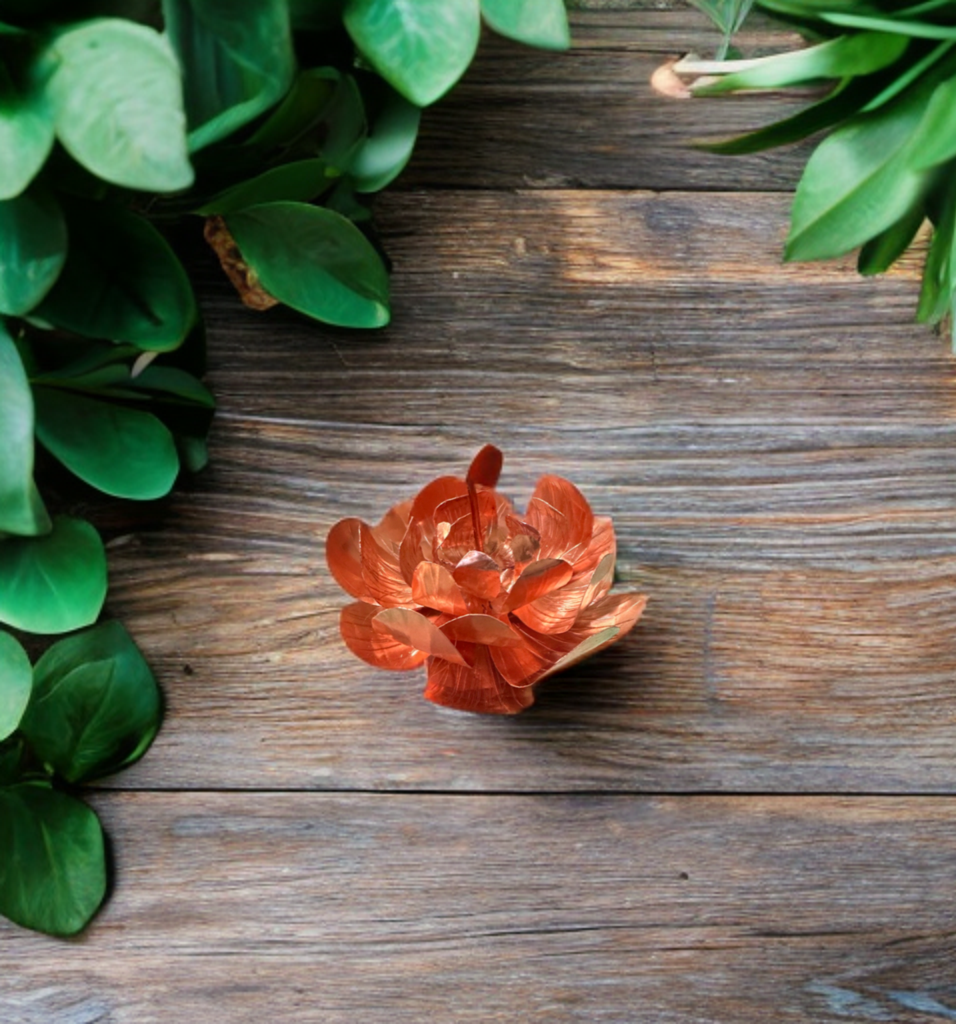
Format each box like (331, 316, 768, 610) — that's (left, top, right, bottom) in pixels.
(0, 621, 162, 936)
(687, 0, 956, 343)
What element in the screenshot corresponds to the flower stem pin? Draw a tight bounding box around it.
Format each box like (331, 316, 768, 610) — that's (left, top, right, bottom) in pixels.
(326, 446, 647, 714)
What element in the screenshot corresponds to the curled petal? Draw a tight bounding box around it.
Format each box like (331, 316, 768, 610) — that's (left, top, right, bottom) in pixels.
(373, 607, 469, 666)
(453, 550, 502, 600)
(425, 645, 534, 715)
(512, 578, 589, 634)
(524, 497, 568, 560)
(361, 523, 415, 607)
(375, 498, 413, 548)
(412, 562, 469, 616)
(441, 613, 523, 647)
(466, 444, 503, 488)
(434, 489, 497, 528)
(582, 551, 615, 610)
(574, 515, 616, 577)
(326, 517, 371, 600)
(340, 601, 426, 671)
(537, 626, 622, 682)
(399, 518, 429, 584)
(575, 591, 648, 635)
(530, 475, 594, 555)
(504, 558, 574, 612)
(410, 476, 468, 520)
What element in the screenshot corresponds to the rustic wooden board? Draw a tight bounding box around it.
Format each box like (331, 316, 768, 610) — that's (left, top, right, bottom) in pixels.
(73, 190, 956, 793)
(404, 8, 812, 191)
(3, 794, 956, 1023)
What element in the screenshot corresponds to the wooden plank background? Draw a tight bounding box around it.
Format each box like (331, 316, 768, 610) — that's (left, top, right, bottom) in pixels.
(6, 5, 956, 1022)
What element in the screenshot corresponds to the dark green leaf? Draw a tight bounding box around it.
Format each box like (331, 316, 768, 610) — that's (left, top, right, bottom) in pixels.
(163, 0, 296, 152)
(0, 737, 24, 785)
(0, 185, 66, 316)
(0, 782, 106, 936)
(858, 203, 925, 275)
(911, 73, 956, 168)
(0, 60, 54, 200)
(786, 83, 932, 262)
(246, 67, 340, 150)
(42, 18, 193, 192)
(481, 0, 570, 50)
(0, 515, 106, 634)
(0, 631, 31, 743)
(22, 620, 162, 784)
(176, 433, 209, 472)
(225, 201, 389, 327)
(33, 387, 179, 500)
(350, 82, 420, 193)
(822, 11, 956, 38)
(917, 190, 956, 324)
(0, 324, 49, 537)
(36, 200, 198, 351)
(128, 365, 215, 408)
(196, 159, 337, 214)
(344, 0, 481, 107)
(288, 0, 344, 30)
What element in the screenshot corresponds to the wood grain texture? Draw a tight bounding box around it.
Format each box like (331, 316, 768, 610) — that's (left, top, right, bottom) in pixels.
(4, 794, 956, 1023)
(403, 8, 812, 191)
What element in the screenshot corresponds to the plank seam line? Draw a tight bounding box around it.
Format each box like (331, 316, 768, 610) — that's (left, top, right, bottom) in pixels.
(88, 788, 956, 798)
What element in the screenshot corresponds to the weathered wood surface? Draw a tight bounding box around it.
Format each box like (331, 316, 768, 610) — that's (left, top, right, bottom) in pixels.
(4, 795, 956, 1023)
(8, 5, 956, 1022)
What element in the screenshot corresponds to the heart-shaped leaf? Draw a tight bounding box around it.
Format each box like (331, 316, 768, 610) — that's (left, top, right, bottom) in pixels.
(0, 185, 66, 316)
(0, 631, 31, 743)
(344, 0, 481, 107)
(0, 324, 49, 537)
(0, 515, 107, 634)
(0, 60, 55, 200)
(21, 620, 162, 784)
(481, 0, 570, 50)
(0, 782, 106, 936)
(36, 200, 198, 351)
(33, 387, 180, 500)
(224, 201, 389, 326)
(163, 0, 295, 152)
(42, 18, 193, 192)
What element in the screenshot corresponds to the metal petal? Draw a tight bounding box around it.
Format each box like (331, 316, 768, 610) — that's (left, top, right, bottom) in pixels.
(424, 644, 534, 715)
(326, 517, 371, 601)
(441, 613, 523, 647)
(528, 475, 594, 557)
(452, 550, 502, 600)
(373, 607, 469, 666)
(411, 561, 469, 616)
(512, 577, 588, 634)
(466, 444, 503, 487)
(524, 497, 568, 560)
(360, 522, 415, 607)
(339, 601, 426, 671)
(581, 551, 615, 610)
(504, 558, 574, 612)
(410, 476, 468, 521)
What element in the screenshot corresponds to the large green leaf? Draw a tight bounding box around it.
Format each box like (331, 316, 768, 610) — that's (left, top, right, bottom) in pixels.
(786, 83, 932, 262)
(0, 324, 49, 537)
(36, 200, 198, 351)
(196, 158, 336, 214)
(0, 782, 106, 936)
(0, 631, 31, 743)
(481, 0, 570, 50)
(350, 82, 421, 193)
(0, 60, 54, 200)
(344, 0, 481, 107)
(33, 387, 179, 500)
(0, 515, 107, 634)
(43, 18, 193, 192)
(225, 201, 389, 326)
(22, 620, 162, 784)
(911, 73, 956, 168)
(0, 185, 66, 316)
(163, 0, 295, 152)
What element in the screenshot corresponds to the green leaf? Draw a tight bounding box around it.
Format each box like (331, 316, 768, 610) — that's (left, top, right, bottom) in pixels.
(0, 324, 49, 537)
(288, 0, 345, 29)
(344, 0, 481, 107)
(686, 0, 754, 57)
(786, 84, 932, 262)
(21, 620, 162, 784)
(857, 203, 925, 276)
(0, 60, 54, 200)
(822, 11, 956, 39)
(691, 33, 910, 96)
(36, 200, 198, 351)
(33, 387, 179, 500)
(128, 365, 215, 408)
(196, 158, 337, 214)
(163, 0, 296, 152)
(225, 201, 389, 327)
(911, 73, 956, 168)
(0, 631, 31, 743)
(350, 82, 421, 193)
(0, 185, 66, 316)
(43, 18, 193, 192)
(481, 0, 570, 50)
(0, 782, 106, 936)
(917, 190, 956, 324)
(0, 515, 107, 634)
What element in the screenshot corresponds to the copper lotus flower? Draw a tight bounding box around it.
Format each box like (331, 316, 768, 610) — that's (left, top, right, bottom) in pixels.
(326, 446, 647, 714)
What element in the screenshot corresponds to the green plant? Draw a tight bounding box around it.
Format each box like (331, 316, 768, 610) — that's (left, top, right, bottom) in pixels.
(678, 0, 956, 345)
(0, 0, 570, 935)
(0, 621, 162, 936)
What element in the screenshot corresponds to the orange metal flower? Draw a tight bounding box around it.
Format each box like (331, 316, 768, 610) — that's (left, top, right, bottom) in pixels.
(326, 445, 647, 714)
